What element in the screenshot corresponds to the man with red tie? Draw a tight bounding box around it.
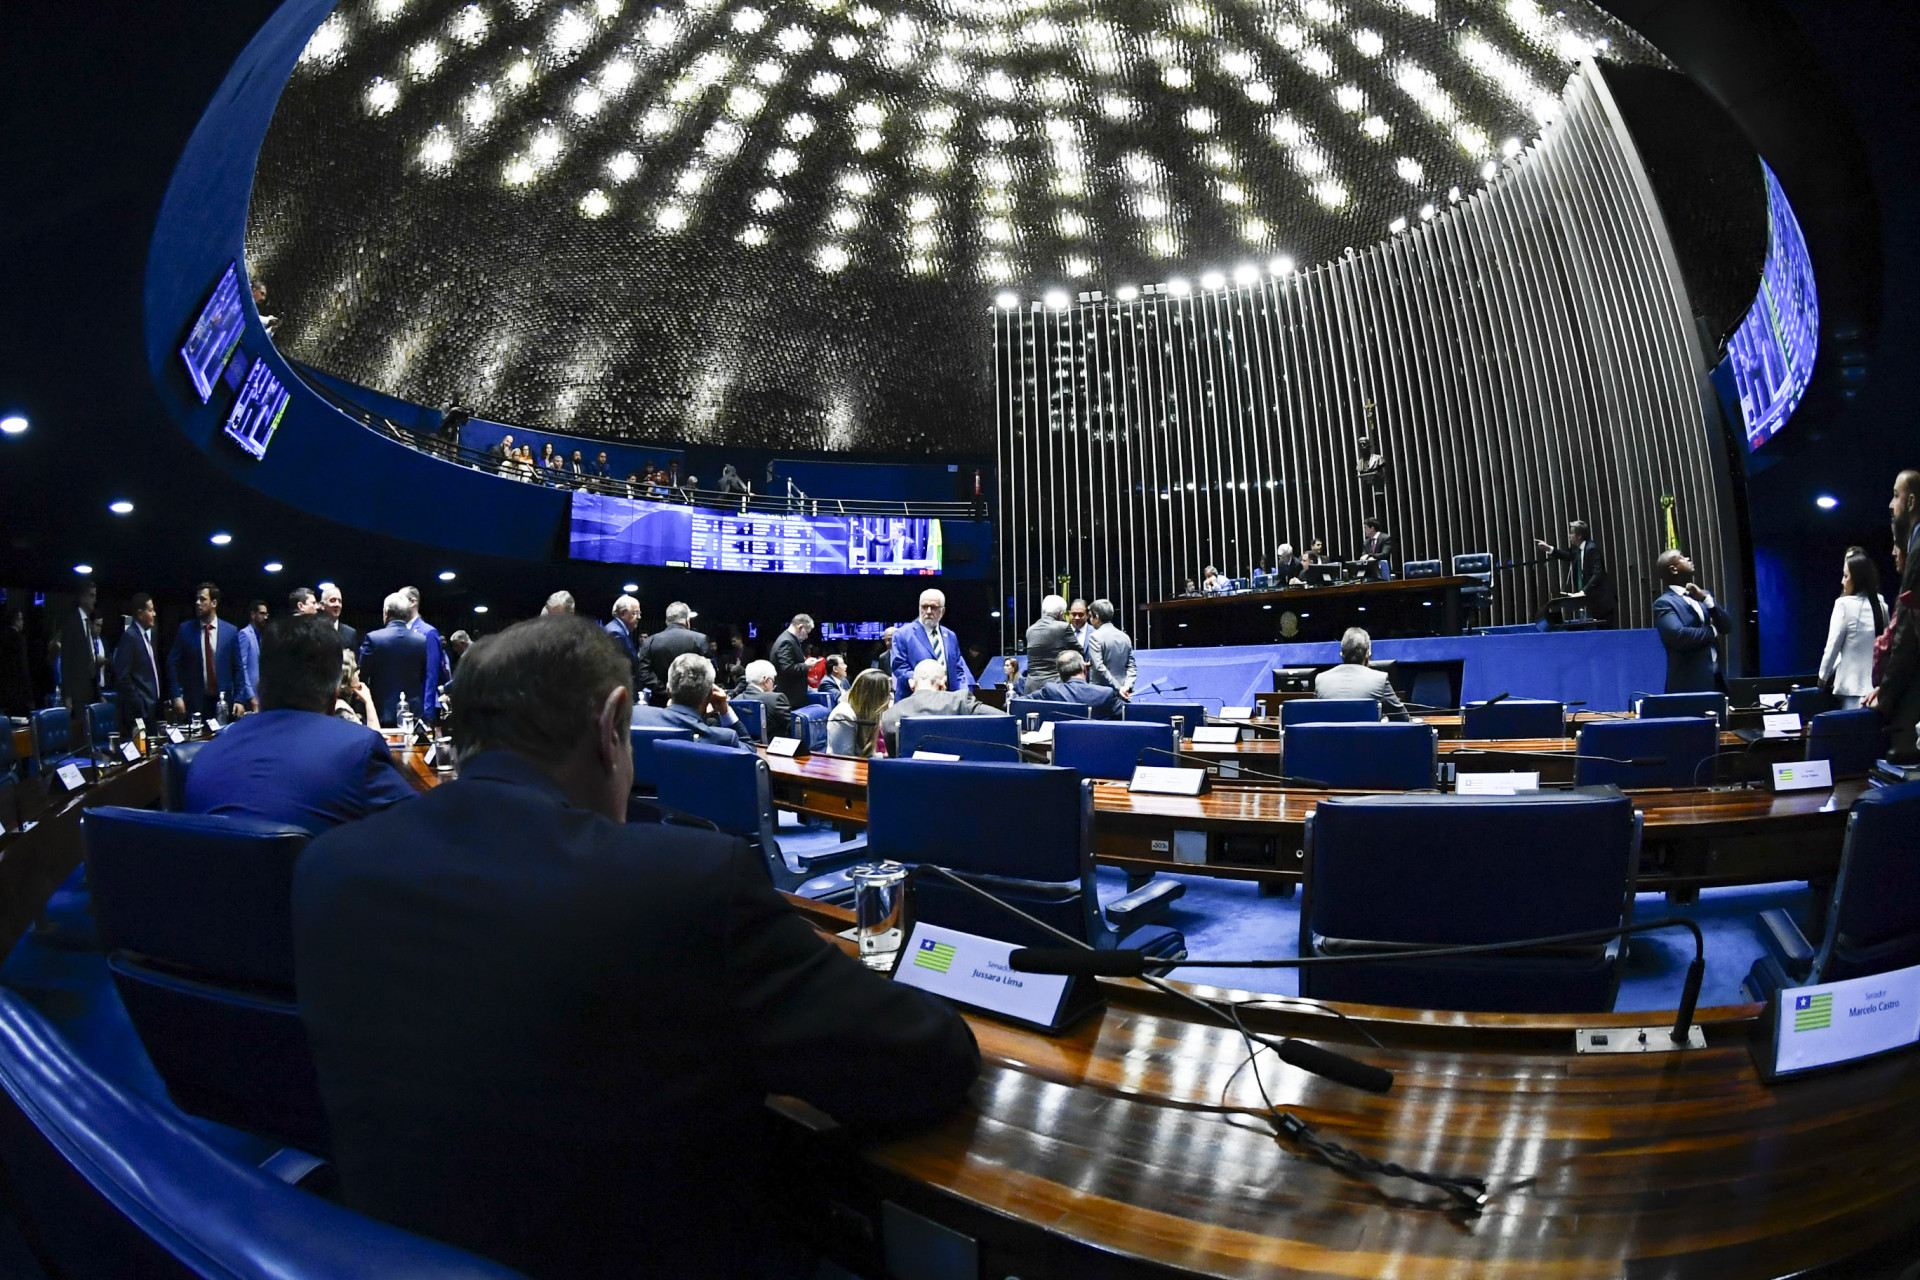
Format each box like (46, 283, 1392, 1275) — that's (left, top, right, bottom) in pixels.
(168, 581, 250, 720)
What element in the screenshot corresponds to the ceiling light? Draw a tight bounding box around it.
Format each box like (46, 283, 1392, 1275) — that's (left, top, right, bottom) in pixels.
(209, 532, 232, 546)
(1502, 137, 1523, 157)
(1269, 256, 1296, 275)
(473, 605, 489, 614)
(995, 291, 1020, 309)
(1114, 285, 1139, 302)
(263, 562, 284, 573)
(1232, 264, 1259, 286)
(72, 563, 93, 575)
(108, 500, 134, 515)
(1815, 494, 1838, 510)
(1481, 161, 1499, 180)
(1200, 271, 1226, 290)
(438, 570, 458, 581)
(1389, 217, 1408, 233)
(0, 415, 26, 435)
(623, 582, 639, 592)
(1043, 289, 1070, 310)
(1166, 278, 1192, 297)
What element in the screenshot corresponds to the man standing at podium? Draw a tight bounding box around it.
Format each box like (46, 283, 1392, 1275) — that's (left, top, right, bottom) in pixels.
(1535, 520, 1616, 626)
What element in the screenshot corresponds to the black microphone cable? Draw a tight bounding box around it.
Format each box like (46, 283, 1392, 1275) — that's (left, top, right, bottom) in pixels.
(1133, 744, 1340, 789)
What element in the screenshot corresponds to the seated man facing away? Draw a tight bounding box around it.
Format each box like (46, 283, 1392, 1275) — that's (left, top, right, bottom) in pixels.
(632, 650, 755, 748)
(1031, 650, 1123, 719)
(293, 617, 978, 1279)
(184, 614, 418, 834)
(1312, 626, 1410, 721)
(729, 658, 792, 740)
(878, 656, 1004, 748)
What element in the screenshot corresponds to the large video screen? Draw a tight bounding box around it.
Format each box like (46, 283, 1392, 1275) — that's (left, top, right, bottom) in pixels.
(570, 492, 942, 576)
(1723, 164, 1818, 451)
(179, 262, 247, 403)
(222, 356, 289, 459)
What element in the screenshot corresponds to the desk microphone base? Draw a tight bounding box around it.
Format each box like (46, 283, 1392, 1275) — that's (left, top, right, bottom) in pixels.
(1575, 1025, 1707, 1054)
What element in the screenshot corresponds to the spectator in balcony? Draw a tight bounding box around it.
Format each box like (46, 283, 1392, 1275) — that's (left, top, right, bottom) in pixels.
(718, 464, 750, 496)
(593, 451, 611, 480)
(623, 471, 641, 497)
(252, 280, 280, 337)
(539, 443, 560, 479)
(569, 450, 587, 486)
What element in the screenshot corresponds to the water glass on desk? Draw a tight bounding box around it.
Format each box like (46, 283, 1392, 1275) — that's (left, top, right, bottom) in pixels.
(852, 861, 910, 970)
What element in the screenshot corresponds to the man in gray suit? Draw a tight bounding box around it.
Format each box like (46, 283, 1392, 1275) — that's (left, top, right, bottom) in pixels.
(1312, 627, 1410, 721)
(1086, 598, 1137, 696)
(879, 658, 1004, 749)
(1022, 595, 1075, 691)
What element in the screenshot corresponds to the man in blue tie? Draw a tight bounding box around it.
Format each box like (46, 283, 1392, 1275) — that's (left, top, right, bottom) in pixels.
(890, 588, 971, 700)
(183, 614, 417, 833)
(1032, 651, 1124, 719)
(168, 582, 250, 719)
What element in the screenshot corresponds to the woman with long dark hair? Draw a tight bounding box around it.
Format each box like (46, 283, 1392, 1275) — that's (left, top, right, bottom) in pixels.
(1819, 546, 1888, 708)
(827, 668, 892, 757)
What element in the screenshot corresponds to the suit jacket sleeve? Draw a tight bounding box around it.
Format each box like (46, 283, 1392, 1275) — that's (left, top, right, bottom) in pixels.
(223, 628, 251, 705)
(720, 844, 978, 1129)
(890, 630, 914, 694)
(1877, 558, 1920, 709)
(1375, 672, 1411, 721)
(360, 740, 421, 813)
(111, 632, 135, 690)
(946, 629, 973, 692)
(166, 626, 187, 702)
(635, 639, 661, 692)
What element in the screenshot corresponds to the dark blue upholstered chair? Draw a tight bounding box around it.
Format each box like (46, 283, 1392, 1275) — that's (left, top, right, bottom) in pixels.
(866, 759, 1186, 953)
(86, 701, 117, 753)
(1402, 559, 1442, 579)
(1746, 781, 1920, 1003)
(1636, 692, 1728, 726)
(1120, 702, 1210, 738)
(161, 739, 210, 812)
(1281, 698, 1381, 728)
(1300, 791, 1641, 1012)
(731, 697, 766, 744)
(81, 807, 328, 1154)
(807, 689, 835, 709)
(1284, 723, 1436, 791)
(629, 726, 694, 796)
(790, 702, 830, 752)
(1803, 708, 1887, 779)
(651, 740, 861, 897)
(896, 714, 1022, 762)
(0, 989, 527, 1280)
(1461, 699, 1566, 739)
(29, 707, 80, 776)
(1453, 552, 1493, 617)
(1786, 686, 1837, 719)
(1052, 720, 1177, 781)
(1575, 717, 1720, 789)
(1007, 696, 1092, 725)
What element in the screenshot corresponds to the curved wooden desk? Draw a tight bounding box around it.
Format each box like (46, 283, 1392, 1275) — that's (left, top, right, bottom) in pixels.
(0, 756, 161, 954)
(776, 894, 1920, 1279)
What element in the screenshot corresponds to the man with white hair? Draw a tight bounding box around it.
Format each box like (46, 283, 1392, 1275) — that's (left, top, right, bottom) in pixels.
(543, 591, 575, 617)
(730, 658, 792, 741)
(319, 583, 357, 653)
(636, 601, 709, 702)
(631, 651, 753, 748)
(1312, 626, 1410, 720)
(604, 594, 642, 686)
(878, 657, 1003, 748)
(1022, 594, 1075, 691)
(359, 592, 430, 725)
(889, 588, 971, 700)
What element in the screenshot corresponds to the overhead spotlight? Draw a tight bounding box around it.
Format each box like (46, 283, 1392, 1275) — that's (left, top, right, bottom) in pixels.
(72, 563, 93, 575)
(1269, 256, 1295, 275)
(1481, 161, 1498, 181)
(1389, 217, 1408, 234)
(1419, 203, 1436, 221)
(1815, 494, 1838, 510)
(1448, 186, 1461, 203)
(473, 604, 490, 614)
(1043, 289, 1070, 310)
(438, 570, 457, 581)
(209, 532, 233, 546)
(1166, 278, 1192, 297)
(623, 582, 639, 592)
(108, 500, 134, 515)
(1502, 137, 1523, 158)
(1232, 264, 1259, 286)
(263, 561, 284, 574)
(1200, 271, 1226, 290)
(0, 415, 26, 436)
(995, 291, 1020, 309)
(1114, 284, 1139, 302)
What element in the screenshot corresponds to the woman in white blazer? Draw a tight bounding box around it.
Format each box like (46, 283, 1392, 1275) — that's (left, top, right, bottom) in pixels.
(1819, 547, 1889, 708)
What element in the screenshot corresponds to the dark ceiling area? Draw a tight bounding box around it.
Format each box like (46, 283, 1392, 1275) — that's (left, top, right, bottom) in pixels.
(1, 0, 1913, 673)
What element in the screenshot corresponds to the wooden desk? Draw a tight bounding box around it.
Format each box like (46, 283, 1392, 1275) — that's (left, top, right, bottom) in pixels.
(1145, 577, 1476, 647)
(0, 757, 160, 954)
(774, 894, 1920, 1279)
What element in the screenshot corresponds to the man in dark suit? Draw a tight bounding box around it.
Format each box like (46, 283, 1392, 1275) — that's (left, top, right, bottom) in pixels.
(1272, 543, 1307, 586)
(359, 594, 430, 725)
(1022, 595, 1075, 691)
(1358, 516, 1393, 571)
(1535, 520, 1617, 626)
(58, 579, 102, 711)
(603, 594, 641, 686)
(631, 652, 755, 748)
(768, 613, 813, 709)
(1652, 549, 1729, 694)
(890, 588, 971, 700)
(168, 582, 250, 719)
(401, 585, 451, 715)
(878, 658, 1005, 747)
(730, 659, 791, 740)
(320, 584, 358, 654)
(816, 654, 850, 703)
(236, 599, 268, 713)
(111, 592, 164, 734)
(183, 615, 417, 833)
(1032, 651, 1123, 719)
(1867, 468, 1920, 760)
(636, 602, 709, 702)
(0, 609, 32, 718)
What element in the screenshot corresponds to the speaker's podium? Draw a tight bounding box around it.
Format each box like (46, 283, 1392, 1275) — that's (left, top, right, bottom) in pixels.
(1542, 592, 1600, 630)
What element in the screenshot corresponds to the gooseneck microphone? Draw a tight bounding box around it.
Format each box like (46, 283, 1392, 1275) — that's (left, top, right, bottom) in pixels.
(1447, 747, 1669, 768)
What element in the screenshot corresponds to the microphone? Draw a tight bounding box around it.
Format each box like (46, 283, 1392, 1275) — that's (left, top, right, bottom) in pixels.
(1480, 691, 1511, 707)
(1011, 914, 1709, 1048)
(1135, 680, 1189, 697)
(1447, 747, 1669, 768)
(906, 734, 1048, 763)
(1134, 744, 1338, 789)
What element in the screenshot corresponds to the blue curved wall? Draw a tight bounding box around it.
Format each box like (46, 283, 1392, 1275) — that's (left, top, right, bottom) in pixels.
(145, 0, 575, 562)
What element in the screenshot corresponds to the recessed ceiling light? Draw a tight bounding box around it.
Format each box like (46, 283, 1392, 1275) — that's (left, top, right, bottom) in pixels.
(108, 500, 134, 515)
(1114, 285, 1139, 302)
(438, 570, 457, 581)
(1043, 289, 1070, 310)
(0, 415, 27, 436)
(1815, 494, 1838, 510)
(263, 561, 284, 573)
(995, 291, 1020, 309)
(473, 604, 490, 614)
(72, 563, 93, 575)
(209, 532, 233, 546)
(623, 582, 639, 592)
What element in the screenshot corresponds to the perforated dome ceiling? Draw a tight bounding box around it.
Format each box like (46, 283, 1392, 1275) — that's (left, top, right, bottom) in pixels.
(246, 0, 1662, 452)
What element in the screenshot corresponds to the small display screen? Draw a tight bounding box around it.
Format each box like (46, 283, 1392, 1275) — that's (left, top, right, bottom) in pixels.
(179, 262, 247, 403)
(571, 491, 942, 576)
(222, 356, 290, 459)
(820, 622, 892, 640)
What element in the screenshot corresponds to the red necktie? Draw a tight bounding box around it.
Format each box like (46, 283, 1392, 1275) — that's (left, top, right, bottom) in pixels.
(203, 623, 217, 694)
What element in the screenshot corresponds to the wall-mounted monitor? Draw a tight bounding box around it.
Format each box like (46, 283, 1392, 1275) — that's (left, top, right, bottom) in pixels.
(570, 492, 942, 576)
(1720, 163, 1818, 453)
(223, 356, 290, 459)
(179, 261, 247, 403)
